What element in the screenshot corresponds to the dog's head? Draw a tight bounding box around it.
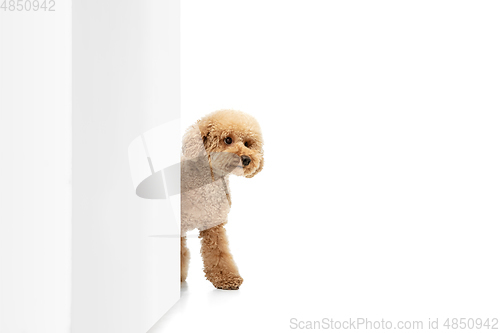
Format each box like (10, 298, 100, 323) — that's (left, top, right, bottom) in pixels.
(191, 109, 264, 178)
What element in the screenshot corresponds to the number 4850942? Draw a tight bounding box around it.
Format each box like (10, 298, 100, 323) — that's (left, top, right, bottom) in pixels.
(1, 0, 56, 11)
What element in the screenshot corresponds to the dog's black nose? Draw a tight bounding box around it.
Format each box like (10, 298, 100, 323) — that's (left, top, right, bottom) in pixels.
(241, 155, 251, 166)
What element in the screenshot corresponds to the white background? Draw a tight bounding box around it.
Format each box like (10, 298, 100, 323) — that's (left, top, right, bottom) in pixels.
(152, 1, 500, 332)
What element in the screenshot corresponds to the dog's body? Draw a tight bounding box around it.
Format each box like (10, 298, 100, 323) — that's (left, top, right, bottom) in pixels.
(180, 109, 264, 290)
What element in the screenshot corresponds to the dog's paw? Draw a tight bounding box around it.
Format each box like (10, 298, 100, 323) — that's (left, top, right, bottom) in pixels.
(207, 272, 243, 290)
(214, 276, 243, 290)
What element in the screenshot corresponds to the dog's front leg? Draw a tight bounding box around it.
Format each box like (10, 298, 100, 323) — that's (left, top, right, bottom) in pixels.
(180, 236, 190, 282)
(199, 224, 243, 290)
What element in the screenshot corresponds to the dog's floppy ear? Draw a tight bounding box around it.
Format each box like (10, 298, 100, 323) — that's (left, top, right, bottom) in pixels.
(198, 120, 220, 153)
(182, 124, 207, 159)
(197, 121, 211, 150)
(182, 119, 217, 158)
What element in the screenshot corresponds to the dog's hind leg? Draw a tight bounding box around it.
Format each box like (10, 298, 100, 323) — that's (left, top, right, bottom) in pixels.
(181, 236, 190, 282)
(199, 224, 243, 290)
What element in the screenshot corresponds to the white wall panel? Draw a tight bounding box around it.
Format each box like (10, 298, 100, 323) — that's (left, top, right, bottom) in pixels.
(0, 3, 72, 332)
(72, 0, 180, 332)
(0, 1, 180, 332)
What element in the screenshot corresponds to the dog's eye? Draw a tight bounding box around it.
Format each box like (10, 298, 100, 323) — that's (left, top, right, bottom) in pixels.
(224, 137, 232, 145)
(244, 142, 250, 147)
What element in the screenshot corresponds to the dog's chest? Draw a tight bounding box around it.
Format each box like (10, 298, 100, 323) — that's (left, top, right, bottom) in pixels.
(180, 163, 230, 234)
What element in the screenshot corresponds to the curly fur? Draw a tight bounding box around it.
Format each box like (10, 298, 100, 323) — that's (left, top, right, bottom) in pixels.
(180, 109, 264, 290)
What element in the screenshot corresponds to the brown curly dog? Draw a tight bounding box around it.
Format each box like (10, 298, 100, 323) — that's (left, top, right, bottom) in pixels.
(180, 109, 264, 290)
